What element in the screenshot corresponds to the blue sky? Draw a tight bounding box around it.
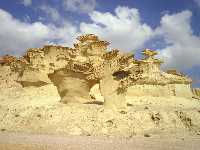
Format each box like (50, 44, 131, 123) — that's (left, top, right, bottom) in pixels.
(0, 0, 200, 87)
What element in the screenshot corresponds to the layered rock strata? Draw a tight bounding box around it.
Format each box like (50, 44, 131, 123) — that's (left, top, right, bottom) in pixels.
(127, 49, 193, 98)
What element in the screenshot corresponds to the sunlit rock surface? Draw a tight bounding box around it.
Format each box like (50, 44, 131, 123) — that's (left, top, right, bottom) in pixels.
(0, 34, 199, 137)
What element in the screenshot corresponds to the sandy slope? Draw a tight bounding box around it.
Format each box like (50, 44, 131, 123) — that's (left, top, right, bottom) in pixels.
(0, 84, 200, 138)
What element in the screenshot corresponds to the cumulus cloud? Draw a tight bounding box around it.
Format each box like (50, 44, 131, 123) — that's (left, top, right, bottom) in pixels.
(79, 6, 200, 71)
(80, 6, 153, 51)
(63, 0, 96, 14)
(1, 5, 199, 73)
(0, 9, 77, 55)
(20, 0, 32, 6)
(156, 10, 200, 70)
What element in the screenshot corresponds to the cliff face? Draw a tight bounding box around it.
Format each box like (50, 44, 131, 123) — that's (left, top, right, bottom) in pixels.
(0, 65, 22, 89)
(0, 34, 196, 109)
(125, 49, 193, 99)
(135, 50, 192, 85)
(127, 84, 193, 98)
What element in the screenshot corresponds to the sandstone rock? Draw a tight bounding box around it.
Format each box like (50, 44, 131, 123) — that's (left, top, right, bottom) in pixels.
(0, 66, 21, 89)
(99, 64, 127, 110)
(48, 35, 140, 109)
(0, 34, 195, 110)
(192, 88, 200, 99)
(127, 49, 193, 98)
(49, 69, 94, 104)
(173, 84, 193, 98)
(89, 83, 104, 102)
(127, 84, 193, 98)
(127, 84, 175, 97)
(18, 68, 51, 87)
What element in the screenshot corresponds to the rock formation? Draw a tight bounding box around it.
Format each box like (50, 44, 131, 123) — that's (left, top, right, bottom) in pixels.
(0, 34, 197, 110)
(192, 88, 200, 99)
(127, 49, 193, 98)
(48, 35, 141, 110)
(0, 55, 23, 88)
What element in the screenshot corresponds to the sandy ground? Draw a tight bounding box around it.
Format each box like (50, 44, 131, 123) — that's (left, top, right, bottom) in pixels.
(0, 84, 200, 138)
(0, 133, 200, 150)
(0, 83, 200, 150)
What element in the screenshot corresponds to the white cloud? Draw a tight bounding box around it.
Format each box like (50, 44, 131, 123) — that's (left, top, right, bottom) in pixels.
(0, 6, 154, 55)
(63, 0, 96, 14)
(0, 9, 77, 55)
(20, 0, 32, 6)
(80, 6, 153, 51)
(0, 5, 199, 72)
(48, 22, 79, 46)
(39, 5, 60, 22)
(194, 0, 200, 7)
(156, 10, 200, 70)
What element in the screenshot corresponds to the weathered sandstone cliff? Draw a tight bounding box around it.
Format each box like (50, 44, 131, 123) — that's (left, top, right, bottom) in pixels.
(1, 34, 200, 138)
(0, 34, 197, 110)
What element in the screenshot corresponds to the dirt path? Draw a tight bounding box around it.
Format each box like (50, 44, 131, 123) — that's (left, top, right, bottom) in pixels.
(0, 133, 200, 150)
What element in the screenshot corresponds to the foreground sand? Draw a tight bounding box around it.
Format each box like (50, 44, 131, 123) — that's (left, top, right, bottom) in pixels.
(0, 133, 200, 150)
(0, 84, 200, 138)
(0, 85, 200, 149)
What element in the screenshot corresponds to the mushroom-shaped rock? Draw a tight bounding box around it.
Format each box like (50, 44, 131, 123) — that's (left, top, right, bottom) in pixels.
(48, 58, 99, 104)
(98, 50, 140, 110)
(48, 68, 94, 104)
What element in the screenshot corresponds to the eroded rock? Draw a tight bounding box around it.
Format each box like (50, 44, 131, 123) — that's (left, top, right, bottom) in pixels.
(0, 34, 195, 110)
